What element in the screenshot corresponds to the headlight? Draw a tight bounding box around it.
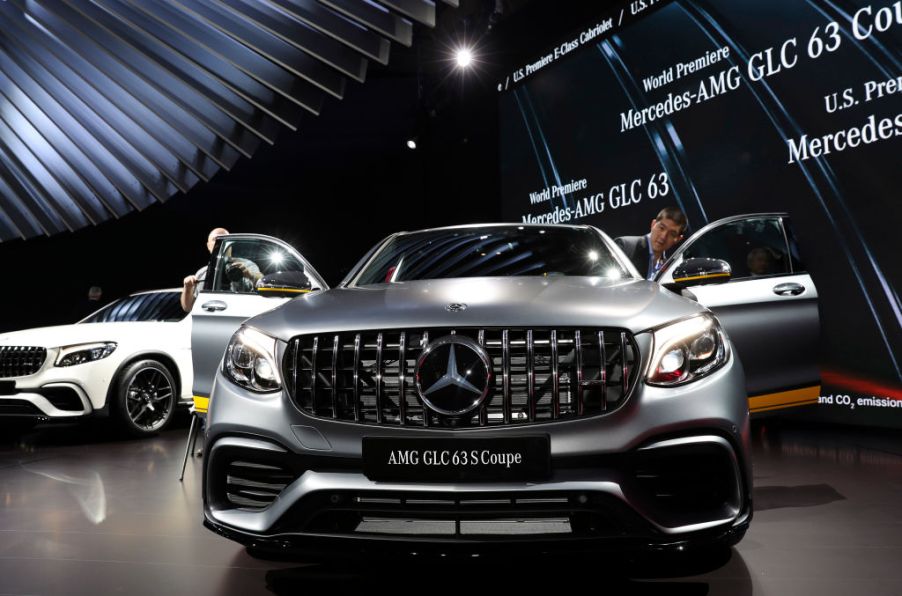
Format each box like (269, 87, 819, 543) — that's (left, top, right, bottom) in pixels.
(647, 314, 728, 386)
(55, 342, 117, 367)
(224, 327, 282, 392)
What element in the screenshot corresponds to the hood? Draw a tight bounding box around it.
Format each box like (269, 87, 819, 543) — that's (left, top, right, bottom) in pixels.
(0, 322, 156, 348)
(248, 276, 705, 340)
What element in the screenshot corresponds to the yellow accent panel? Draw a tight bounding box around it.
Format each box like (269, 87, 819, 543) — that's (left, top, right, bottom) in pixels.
(748, 385, 821, 413)
(672, 272, 731, 283)
(753, 400, 820, 414)
(193, 396, 210, 414)
(257, 287, 311, 294)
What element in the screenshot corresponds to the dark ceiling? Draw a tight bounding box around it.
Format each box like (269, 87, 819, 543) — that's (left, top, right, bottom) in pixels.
(0, 0, 616, 331)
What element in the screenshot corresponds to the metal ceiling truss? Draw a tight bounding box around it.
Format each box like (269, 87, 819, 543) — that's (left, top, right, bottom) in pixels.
(0, 0, 455, 241)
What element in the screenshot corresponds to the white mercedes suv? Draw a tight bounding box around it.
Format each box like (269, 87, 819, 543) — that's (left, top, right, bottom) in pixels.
(0, 289, 192, 437)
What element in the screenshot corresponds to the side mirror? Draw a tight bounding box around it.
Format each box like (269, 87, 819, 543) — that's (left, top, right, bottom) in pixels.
(668, 258, 732, 289)
(256, 271, 312, 298)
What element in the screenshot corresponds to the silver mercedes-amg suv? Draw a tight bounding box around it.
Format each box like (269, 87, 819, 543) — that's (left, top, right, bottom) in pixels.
(202, 224, 751, 557)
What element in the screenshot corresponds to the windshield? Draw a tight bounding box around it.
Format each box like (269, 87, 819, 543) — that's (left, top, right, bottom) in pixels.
(352, 226, 631, 286)
(81, 292, 187, 323)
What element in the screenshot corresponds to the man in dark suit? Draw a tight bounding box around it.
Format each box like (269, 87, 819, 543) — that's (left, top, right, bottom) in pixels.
(615, 207, 688, 280)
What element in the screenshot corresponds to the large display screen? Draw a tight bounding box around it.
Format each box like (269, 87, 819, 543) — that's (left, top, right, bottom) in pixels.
(499, 0, 901, 424)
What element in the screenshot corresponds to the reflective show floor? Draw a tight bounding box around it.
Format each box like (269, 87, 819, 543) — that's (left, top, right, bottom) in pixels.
(1, 416, 901, 595)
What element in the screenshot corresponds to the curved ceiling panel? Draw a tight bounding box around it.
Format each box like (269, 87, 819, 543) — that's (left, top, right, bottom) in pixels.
(0, 0, 453, 241)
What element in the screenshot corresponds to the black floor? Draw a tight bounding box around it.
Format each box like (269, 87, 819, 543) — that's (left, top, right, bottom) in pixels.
(1, 417, 901, 595)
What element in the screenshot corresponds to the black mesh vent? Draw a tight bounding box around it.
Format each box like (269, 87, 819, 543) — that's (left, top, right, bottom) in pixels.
(225, 460, 298, 511)
(284, 328, 640, 428)
(0, 399, 42, 416)
(41, 386, 84, 411)
(282, 490, 653, 538)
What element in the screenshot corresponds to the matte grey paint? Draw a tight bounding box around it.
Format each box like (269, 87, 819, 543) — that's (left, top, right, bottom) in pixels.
(201, 224, 751, 549)
(249, 276, 707, 342)
(205, 339, 750, 536)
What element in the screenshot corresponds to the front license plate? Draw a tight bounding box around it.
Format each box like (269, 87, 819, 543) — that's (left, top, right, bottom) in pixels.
(363, 436, 550, 482)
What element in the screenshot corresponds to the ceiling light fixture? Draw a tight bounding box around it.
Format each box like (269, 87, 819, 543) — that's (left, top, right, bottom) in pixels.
(455, 47, 473, 68)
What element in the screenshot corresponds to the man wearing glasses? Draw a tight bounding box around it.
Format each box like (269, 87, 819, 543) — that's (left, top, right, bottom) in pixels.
(615, 207, 688, 280)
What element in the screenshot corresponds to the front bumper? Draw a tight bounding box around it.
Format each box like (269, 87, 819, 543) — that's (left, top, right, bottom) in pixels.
(0, 385, 92, 419)
(0, 345, 121, 418)
(205, 512, 750, 559)
(203, 348, 751, 556)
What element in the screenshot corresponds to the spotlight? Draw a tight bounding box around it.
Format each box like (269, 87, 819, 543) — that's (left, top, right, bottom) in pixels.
(406, 138, 417, 150)
(455, 47, 473, 68)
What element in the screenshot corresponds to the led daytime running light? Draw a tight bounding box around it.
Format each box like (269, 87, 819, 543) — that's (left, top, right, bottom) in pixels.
(55, 342, 118, 367)
(647, 315, 727, 386)
(224, 327, 282, 393)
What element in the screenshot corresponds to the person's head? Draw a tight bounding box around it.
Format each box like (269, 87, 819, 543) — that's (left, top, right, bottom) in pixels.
(648, 207, 687, 256)
(88, 286, 102, 301)
(747, 247, 774, 275)
(206, 227, 229, 253)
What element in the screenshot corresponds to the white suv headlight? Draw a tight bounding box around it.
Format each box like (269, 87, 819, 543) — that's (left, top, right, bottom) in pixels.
(55, 342, 117, 367)
(224, 327, 282, 393)
(647, 314, 728, 386)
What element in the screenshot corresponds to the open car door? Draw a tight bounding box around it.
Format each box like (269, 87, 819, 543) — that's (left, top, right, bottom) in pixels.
(190, 234, 327, 409)
(655, 214, 820, 414)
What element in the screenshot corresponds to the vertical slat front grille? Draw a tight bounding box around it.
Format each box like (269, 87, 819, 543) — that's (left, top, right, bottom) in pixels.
(0, 346, 47, 378)
(285, 328, 639, 429)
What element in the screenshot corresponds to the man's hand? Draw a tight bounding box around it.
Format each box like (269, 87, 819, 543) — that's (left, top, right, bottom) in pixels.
(227, 261, 262, 283)
(181, 274, 198, 312)
(228, 262, 249, 275)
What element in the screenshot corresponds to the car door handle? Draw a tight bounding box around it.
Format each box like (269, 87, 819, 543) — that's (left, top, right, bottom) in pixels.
(773, 283, 805, 297)
(201, 300, 228, 312)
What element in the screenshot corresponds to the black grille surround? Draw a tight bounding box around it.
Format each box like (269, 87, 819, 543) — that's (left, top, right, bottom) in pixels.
(0, 346, 47, 378)
(284, 328, 640, 429)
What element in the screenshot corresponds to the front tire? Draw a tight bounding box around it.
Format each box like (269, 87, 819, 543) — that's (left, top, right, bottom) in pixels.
(113, 360, 176, 437)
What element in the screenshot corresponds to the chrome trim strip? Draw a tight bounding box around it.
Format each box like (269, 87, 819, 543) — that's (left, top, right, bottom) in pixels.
(352, 333, 361, 422)
(331, 334, 339, 418)
(502, 329, 511, 424)
(575, 330, 584, 416)
(310, 336, 318, 413)
(398, 331, 407, 427)
(291, 338, 300, 399)
(598, 330, 607, 411)
(478, 329, 487, 427)
(620, 331, 628, 399)
(375, 332, 383, 424)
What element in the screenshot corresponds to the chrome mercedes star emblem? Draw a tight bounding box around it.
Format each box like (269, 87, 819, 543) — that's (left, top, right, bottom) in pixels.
(424, 343, 481, 397)
(446, 303, 467, 312)
(415, 335, 492, 416)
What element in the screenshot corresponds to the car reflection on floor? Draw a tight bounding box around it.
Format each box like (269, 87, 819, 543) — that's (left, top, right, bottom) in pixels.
(0, 419, 900, 595)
